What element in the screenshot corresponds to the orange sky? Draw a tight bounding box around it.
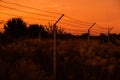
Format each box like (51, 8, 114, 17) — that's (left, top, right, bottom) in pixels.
(0, 0, 120, 34)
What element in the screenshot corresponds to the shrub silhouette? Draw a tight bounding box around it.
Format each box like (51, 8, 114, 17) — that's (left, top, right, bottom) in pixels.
(80, 33, 89, 39)
(27, 24, 48, 38)
(99, 33, 108, 43)
(4, 17, 27, 38)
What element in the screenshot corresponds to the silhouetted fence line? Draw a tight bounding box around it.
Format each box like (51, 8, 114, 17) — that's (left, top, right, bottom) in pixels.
(0, 1, 120, 79)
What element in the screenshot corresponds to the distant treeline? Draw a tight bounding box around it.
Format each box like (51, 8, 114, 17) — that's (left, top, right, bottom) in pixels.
(0, 17, 120, 44)
(0, 18, 72, 39)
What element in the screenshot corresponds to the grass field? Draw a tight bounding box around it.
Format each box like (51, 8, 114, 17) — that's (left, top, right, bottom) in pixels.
(0, 38, 120, 80)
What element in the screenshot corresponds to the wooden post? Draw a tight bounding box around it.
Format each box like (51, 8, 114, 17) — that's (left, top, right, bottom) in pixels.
(39, 29, 41, 40)
(53, 14, 64, 80)
(108, 27, 113, 42)
(88, 23, 96, 44)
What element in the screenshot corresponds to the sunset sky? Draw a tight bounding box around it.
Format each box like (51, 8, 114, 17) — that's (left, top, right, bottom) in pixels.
(0, 0, 120, 34)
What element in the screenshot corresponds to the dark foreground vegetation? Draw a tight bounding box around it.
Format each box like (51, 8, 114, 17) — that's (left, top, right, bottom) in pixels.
(0, 38, 120, 80)
(0, 17, 120, 80)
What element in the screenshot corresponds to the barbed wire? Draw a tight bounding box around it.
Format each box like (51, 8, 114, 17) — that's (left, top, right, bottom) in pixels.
(63, 28, 87, 32)
(64, 15, 93, 24)
(95, 24, 108, 29)
(0, 0, 62, 15)
(91, 30, 107, 35)
(0, 12, 56, 22)
(59, 22, 90, 29)
(61, 18, 91, 26)
(0, 5, 59, 18)
(91, 28, 107, 32)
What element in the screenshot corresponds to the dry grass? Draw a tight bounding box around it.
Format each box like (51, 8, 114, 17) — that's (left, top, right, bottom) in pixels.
(0, 38, 120, 80)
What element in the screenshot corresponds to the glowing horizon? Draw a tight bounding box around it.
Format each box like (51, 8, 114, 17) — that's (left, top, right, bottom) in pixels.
(0, 0, 120, 35)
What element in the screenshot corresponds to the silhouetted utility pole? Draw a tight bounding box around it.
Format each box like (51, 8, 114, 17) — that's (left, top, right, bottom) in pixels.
(108, 27, 113, 42)
(53, 14, 64, 80)
(88, 23, 96, 44)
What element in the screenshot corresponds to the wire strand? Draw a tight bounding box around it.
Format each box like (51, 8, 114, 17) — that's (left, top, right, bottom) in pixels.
(0, 0, 62, 15)
(0, 5, 59, 18)
(91, 27, 107, 32)
(96, 24, 108, 29)
(64, 28, 87, 32)
(65, 15, 92, 24)
(62, 18, 91, 26)
(59, 22, 89, 29)
(0, 12, 56, 21)
(91, 30, 107, 34)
